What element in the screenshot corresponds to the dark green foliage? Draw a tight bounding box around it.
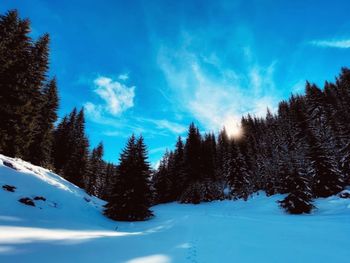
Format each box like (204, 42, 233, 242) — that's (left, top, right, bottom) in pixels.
(62, 109, 89, 188)
(184, 123, 202, 183)
(171, 137, 186, 199)
(180, 180, 223, 204)
(279, 168, 314, 214)
(53, 108, 89, 188)
(29, 79, 59, 167)
(180, 124, 223, 203)
(216, 129, 229, 182)
(0, 10, 54, 159)
(307, 135, 344, 198)
(226, 140, 251, 200)
(104, 135, 153, 221)
(101, 162, 119, 201)
(340, 142, 350, 185)
(85, 142, 106, 197)
(153, 151, 174, 204)
(201, 133, 217, 182)
(53, 108, 78, 174)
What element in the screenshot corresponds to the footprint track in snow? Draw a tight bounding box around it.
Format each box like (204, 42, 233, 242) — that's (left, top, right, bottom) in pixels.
(186, 238, 198, 263)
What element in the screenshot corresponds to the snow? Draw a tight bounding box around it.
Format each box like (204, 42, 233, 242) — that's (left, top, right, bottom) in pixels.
(1, 154, 350, 263)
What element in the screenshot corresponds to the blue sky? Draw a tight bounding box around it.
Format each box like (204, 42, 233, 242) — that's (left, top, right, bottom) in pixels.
(2, 0, 350, 166)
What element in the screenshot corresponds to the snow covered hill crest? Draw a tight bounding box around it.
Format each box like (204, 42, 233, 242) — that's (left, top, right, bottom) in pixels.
(0, 154, 108, 229)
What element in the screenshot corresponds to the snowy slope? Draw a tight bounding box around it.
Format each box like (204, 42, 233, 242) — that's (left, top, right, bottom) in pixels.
(0, 154, 109, 229)
(0, 154, 350, 263)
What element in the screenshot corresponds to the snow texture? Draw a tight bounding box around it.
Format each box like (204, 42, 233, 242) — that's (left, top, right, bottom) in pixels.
(0, 154, 349, 263)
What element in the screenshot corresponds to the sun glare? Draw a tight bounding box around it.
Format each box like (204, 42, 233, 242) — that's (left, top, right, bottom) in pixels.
(224, 117, 242, 138)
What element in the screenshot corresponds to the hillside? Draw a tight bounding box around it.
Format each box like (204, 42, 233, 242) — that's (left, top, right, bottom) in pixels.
(0, 154, 350, 263)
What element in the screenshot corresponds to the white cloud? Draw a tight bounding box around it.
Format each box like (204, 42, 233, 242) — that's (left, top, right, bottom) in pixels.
(93, 76, 135, 116)
(84, 75, 139, 136)
(309, 39, 350, 49)
(118, 73, 129, 81)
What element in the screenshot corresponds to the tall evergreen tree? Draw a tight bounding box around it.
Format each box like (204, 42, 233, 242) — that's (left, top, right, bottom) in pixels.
(52, 108, 89, 188)
(216, 129, 229, 182)
(102, 162, 119, 201)
(104, 135, 153, 221)
(53, 109, 77, 173)
(0, 10, 48, 158)
(307, 134, 344, 198)
(226, 140, 251, 200)
(153, 151, 173, 204)
(180, 123, 203, 203)
(85, 142, 106, 197)
(279, 167, 314, 214)
(63, 109, 89, 188)
(28, 78, 59, 167)
(172, 136, 186, 199)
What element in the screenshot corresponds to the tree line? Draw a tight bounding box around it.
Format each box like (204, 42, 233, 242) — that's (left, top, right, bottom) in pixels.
(1, 10, 349, 222)
(153, 72, 350, 214)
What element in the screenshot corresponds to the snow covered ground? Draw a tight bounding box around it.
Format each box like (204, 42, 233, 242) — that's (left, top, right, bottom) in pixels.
(0, 154, 349, 263)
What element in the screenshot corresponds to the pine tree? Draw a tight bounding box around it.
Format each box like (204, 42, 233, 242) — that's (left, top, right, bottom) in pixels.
(28, 78, 59, 167)
(200, 133, 222, 201)
(104, 135, 153, 221)
(216, 129, 229, 182)
(102, 162, 119, 201)
(307, 134, 344, 198)
(63, 109, 89, 188)
(184, 123, 202, 182)
(0, 10, 47, 158)
(53, 109, 77, 173)
(279, 167, 314, 214)
(201, 133, 217, 182)
(340, 142, 350, 185)
(171, 136, 186, 200)
(180, 123, 203, 203)
(53, 108, 89, 188)
(85, 142, 106, 197)
(226, 140, 251, 200)
(153, 151, 173, 204)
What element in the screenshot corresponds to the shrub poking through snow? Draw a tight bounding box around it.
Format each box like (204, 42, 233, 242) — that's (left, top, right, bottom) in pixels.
(2, 184, 16, 192)
(338, 190, 350, 199)
(3, 161, 18, 170)
(19, 197, 35, 206)
(34, 196, 46, 201)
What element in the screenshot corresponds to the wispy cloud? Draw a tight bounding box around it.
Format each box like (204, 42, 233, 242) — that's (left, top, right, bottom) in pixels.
(309, 39, 350, 49)
(157, 35, 279, 135)
(139, 118, 187, 134)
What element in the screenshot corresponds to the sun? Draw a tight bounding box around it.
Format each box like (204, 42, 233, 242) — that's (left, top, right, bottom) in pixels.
(223, 117, 242, 138)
